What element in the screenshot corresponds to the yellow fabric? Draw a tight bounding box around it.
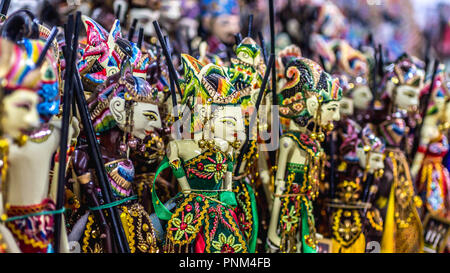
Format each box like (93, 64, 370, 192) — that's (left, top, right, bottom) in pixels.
(381, 183, 395, 253)
(332, 233, 366, 253)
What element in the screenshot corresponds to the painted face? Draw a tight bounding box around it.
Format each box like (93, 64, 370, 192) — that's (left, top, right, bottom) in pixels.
(321, 101, 340, 126)
(161, 0, 182, 22)
(1, 90, 40, 139)
(340, 97, 354, 116)
(395, 85, 420, 110)
(211, 14, 240, 44)
(352, 85, 373, 111)
(358, 150, 384, 174)
(129, 8, 161, 36)
(131, 102, 162, 140)
(211, 106, 245, 143)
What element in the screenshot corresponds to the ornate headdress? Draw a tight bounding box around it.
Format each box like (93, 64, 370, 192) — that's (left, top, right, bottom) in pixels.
(89, 59, 161, 133)
(181, 54, 240, 107)
(78, 16, 152, 91)
(227, 37, 264, 108)
(180, 54, 242, 133)
(381, 54, 425, 100)
(278, 57, 342, 120)
(0, 38, 59, 122)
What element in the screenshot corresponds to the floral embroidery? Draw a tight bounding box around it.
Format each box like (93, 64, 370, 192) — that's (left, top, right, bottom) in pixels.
(185, 151, 229, 183)
(166, 195, 208, 245)
(212, 233, 243, 253)
(281, 206, 299, 232)
(300, 134, 314, 146)
(170, 211, 197, 241)
(204, 152, 227, 184)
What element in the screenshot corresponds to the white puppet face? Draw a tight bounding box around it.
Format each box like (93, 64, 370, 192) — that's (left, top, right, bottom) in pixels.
(129, 8, 161, 36)
(357, 148, 384, 174)
(211, 14, 240, 45)
(321, 101, 341, 126)
(160, 0, 182, 22)
(394, 85, 420, 111)
(210, 105, 245, 143)
(110, 98, 162, 140)
(352, 85, 373, 111)
(1, 90, 40, 139)
(132, 102, 162, 139)
(340, 97, 354, 116)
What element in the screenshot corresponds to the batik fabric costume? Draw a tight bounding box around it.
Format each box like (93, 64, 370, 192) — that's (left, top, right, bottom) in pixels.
(227, 37, 266, 253)
(378, 57, 424, 253)
(74, 57, 160, 253)
(152, 55, 248, 253)
(276, 57, 342, 253)
(416, 67, 450, 218)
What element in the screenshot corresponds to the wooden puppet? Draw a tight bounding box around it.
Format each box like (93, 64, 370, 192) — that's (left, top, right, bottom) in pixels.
(411, 64, 450, 219)
(70, 60, 162, 253)
(267, 56, 342, 253)
(0, 36, 66, 253)
(152, 54, 248, 253)
(225, 36, 272, 253)
(199, 0, 240, 57)
(330, 123, 385, 253)
(376, 55, 425, 253)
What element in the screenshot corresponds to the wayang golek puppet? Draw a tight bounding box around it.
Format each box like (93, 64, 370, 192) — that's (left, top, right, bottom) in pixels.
(226, 36, 272, 253)
(411, 64, 450, 219)
(330, 123, 385, 253)
(69, 59, 163, 253)
(267, 56, 342, 253)
(67, 15, 168, 253)
(375, 55, 425, 253)
(152, 54, 249, 253)
(0, 33, 64, 253)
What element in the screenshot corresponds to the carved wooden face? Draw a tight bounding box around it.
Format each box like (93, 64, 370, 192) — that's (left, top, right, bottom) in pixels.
(1, 90, 40, 139)
(211, 14, 240, 44)
(132, 102, 162, 139)
(320, 101, 340, 126)
(210, 105, 245, 143)
(128, 8, 161, 36)
(357, 149, 384, 174)
(110, 98, 162, 140)
(340, 97, 354, 116)
(352, 85, 373, 111)
(395, 85, 420, 111)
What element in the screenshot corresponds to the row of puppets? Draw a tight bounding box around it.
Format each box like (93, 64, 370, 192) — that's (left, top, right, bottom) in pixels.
(0, 0, 449, 253)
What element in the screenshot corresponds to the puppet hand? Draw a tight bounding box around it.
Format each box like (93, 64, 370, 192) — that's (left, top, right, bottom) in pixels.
(260, 170, 271, 185)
